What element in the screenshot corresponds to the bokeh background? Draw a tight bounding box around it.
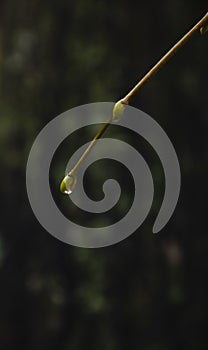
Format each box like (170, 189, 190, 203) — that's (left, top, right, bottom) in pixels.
(0, 1, 208, 349)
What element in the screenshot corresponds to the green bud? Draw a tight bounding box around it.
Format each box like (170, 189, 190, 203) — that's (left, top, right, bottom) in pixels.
(112, 100, 128, 122)
(60, 173, 77, 194)
(200, 24, 208, 35)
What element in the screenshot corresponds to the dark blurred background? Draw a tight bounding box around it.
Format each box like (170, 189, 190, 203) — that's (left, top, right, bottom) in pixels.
(0, 1, 208, 349)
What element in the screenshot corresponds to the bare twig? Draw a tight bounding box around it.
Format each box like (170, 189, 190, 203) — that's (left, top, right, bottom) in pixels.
(60, 12, 208, 193)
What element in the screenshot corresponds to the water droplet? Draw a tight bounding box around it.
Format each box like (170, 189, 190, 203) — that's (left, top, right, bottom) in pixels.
(60, 172, 77, 194)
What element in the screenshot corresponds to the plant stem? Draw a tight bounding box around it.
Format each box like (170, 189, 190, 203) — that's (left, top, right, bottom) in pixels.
(70, 116, 112, 174)
(67, 12, 208, 177)
(122, 11, 208, 104)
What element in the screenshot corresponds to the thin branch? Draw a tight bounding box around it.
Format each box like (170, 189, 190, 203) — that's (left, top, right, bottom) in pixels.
(121, 12, 208, 104)
(61, 12, 208, 191)
(70, 116, 112, 174)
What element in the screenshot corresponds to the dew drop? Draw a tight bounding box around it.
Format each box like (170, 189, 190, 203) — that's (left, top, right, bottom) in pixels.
(60, 172, 77, 195)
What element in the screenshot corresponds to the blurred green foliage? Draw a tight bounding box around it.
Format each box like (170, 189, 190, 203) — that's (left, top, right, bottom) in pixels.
(0, 1, 208, 350)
